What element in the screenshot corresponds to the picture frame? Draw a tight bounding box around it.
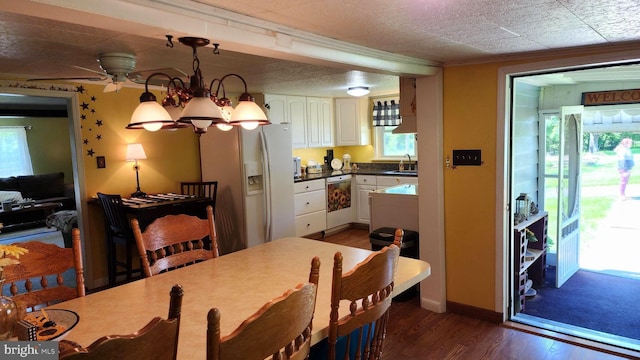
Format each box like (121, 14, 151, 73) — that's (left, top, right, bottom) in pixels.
(96, 156, 106, 169)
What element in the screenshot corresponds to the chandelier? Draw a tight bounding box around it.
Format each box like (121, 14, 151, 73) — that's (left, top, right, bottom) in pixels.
(127, 36, 270, 133)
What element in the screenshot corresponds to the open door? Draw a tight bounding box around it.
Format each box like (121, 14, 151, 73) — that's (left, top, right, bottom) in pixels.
(555, 105, 583, 287)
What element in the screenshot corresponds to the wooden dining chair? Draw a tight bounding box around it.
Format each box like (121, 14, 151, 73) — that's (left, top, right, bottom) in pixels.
(180, 181, 218, 214)
(96, 192, 141, 286)
(327, 228, 403, 360)
(59, 284, 184, 360)
(207, 256, 321, 360)
(3, 228, 85, 315)
(131, 205, 219, 277)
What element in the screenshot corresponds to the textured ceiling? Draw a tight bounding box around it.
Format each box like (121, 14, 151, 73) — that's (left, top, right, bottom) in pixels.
(1, 0, 640, 99)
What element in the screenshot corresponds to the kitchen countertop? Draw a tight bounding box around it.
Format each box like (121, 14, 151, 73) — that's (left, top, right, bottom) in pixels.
(295, 168, 418, 182)
(372, 183, 418, 196)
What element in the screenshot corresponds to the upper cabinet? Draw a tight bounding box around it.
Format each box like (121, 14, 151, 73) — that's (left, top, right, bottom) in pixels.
(335, 97, 370, 146)
(264, 94, 287, 124)
(288, 96, 307, 148)
(265, 94, 334, 149)
(306, 97, 334, 148)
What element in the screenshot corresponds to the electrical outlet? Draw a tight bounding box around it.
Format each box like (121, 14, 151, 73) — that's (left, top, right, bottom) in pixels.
(452, 149, 482, 166)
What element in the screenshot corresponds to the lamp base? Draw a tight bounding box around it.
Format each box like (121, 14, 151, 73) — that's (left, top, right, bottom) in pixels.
(131, 190, 147, 198)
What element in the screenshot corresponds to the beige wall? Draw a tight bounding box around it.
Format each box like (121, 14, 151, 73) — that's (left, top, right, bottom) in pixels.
(0, 117, 73, 182)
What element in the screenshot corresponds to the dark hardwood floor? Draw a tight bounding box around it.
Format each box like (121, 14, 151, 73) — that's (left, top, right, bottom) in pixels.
(319, 228, 632, 360)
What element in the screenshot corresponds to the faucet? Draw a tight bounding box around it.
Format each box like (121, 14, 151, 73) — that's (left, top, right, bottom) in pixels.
(404, 154, 412, 171)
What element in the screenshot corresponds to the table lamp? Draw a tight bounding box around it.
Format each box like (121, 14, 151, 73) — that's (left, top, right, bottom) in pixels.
(126, 143, 147, 198)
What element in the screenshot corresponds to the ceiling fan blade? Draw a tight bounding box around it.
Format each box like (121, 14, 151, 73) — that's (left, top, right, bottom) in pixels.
(103, 82, 126, 93)
(72, 65, 110, 77)
(128, 67, 188, 85)
(103, 83, 118, 92)
(27, 76, 106, 82)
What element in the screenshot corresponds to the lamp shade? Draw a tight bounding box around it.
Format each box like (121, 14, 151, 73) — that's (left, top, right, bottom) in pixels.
(179, 96, 224, 129)
(126, 143, 147, 161)
(128, 101, 174, 131)
(229, 100, 270, 130)
(347, 86, 370, 97)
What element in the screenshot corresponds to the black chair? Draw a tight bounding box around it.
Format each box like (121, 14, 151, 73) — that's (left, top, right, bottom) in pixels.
(180, 181, 218, 215)
(96, 192, 142, 286)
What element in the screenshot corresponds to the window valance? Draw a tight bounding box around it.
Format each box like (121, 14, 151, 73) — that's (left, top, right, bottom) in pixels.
(372, 99, 401, 127)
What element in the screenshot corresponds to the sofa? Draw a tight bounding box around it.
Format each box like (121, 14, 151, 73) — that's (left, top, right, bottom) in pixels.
(0, 172, 75, 232)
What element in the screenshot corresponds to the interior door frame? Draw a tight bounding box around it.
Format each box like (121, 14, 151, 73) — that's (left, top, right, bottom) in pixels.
(0, 86, 93, 288)
(496, 49, 640, 320)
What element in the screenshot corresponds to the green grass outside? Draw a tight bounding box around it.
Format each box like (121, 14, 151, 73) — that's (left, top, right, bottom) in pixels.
(544, 151, 635, 252)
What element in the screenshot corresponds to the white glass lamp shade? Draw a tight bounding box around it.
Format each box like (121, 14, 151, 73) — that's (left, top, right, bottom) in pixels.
(229, 101, 270, 130)
(125, 143, 147, 161)
(346, 86, 370, 97)
(180, 96, 224, 129)
(129, 101, 173, 132)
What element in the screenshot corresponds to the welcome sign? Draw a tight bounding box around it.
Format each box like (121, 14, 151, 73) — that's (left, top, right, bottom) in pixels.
(581, 88, 640, 106)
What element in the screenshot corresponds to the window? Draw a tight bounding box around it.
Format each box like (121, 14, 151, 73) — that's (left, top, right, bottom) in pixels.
(373, 126, 417, 160)
(0, 126, 33, 177)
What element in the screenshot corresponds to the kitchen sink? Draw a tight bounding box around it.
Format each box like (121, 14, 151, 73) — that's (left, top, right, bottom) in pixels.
(382, 170, 417, 176)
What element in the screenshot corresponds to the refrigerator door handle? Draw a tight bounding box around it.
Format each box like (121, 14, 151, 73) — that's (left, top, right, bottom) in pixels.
(259, 130, 272, 242)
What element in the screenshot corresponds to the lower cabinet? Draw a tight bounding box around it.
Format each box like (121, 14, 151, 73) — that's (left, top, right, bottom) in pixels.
(294, 179, 326, 237)
(355, 175, 377, 224)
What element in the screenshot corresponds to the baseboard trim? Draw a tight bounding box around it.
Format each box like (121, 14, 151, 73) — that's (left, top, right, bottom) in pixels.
(446, 300, 503, 324)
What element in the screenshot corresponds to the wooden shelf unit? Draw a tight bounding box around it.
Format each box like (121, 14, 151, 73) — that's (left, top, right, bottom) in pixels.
(513, 211, 548, 312)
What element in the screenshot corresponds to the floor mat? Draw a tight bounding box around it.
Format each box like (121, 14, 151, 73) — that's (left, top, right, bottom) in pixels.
(523, 267, 640, 341)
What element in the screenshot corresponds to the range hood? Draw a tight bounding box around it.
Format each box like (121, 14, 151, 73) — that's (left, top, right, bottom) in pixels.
(392, 77, 416, 134)
(393, 115, 416, 133)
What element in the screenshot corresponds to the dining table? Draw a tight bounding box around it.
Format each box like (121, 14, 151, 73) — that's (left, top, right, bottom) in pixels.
(48, 237, 431, 359)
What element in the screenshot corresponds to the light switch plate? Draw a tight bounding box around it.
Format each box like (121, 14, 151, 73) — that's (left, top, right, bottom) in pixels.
(452, 149, 482, 166)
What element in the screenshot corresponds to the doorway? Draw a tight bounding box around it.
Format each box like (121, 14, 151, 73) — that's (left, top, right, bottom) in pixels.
(505, 62, 640, 350)
(0, 86, 93, 287)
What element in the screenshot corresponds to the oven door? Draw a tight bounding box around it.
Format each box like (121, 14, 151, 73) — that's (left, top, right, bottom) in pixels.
(326, 174, 354, 228)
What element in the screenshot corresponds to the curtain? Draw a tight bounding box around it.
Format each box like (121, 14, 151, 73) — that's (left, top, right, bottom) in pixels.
(0, 126, 33, 177)
(372, 99, 401, 127)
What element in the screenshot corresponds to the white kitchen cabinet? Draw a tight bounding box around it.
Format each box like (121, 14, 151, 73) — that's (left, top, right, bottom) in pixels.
(335, 97, 370, 146)
(288, 96, 307, 148)
(294, 179, 326, 236)
(264, 94, 287, 124)
(266, 94, 333, 148)
(355, 175, 377, 224)
(376, 175, 418, 189)
(264, 94, 307, 148)
(307, 97, 334, 147)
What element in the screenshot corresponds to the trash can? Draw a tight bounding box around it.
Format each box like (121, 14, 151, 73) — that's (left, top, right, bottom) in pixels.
(369, 227, 419, 301)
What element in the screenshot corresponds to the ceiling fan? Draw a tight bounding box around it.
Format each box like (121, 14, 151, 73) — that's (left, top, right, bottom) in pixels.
(28, 53, 187, 92)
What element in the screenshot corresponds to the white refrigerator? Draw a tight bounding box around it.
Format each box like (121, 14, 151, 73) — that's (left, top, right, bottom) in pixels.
(200, 124, 295, 254)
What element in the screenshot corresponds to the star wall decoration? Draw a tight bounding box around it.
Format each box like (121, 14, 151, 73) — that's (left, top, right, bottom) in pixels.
(91, 96, 96, 102)
(95, 119, 103, 127)
(83, 139, 89, 145)
(76, 85, 85, 93)
(96, 134, 102, 140)
(81, 102, 89, 111)
(87, 148, 95, 157)
(81, 114, 86, 120)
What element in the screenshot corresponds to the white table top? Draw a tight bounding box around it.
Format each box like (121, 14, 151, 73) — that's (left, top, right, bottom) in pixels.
(50, 237, 431, 359)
